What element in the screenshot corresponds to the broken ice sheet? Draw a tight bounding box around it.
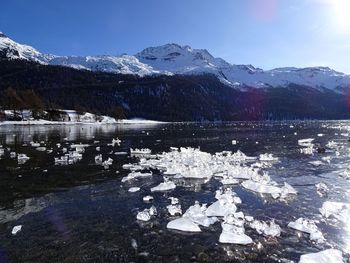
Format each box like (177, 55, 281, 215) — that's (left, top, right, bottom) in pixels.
(319, 201, 350, 223)
(11, 225, 22, 235)
(136, 206, 157, 222)
(167, 201, 217, 232)
(219, 214, 253, 245)
(250, 219, 281, 237)
(299, 249, 343, 263)
(287, 218, 325, 243)
(150, 177, 176, 192)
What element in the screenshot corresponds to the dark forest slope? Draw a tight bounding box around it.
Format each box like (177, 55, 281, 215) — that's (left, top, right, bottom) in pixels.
(0, 59, 349, 121)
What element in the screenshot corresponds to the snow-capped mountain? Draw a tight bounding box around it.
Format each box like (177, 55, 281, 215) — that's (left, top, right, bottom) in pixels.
(1, 32, 350, 92)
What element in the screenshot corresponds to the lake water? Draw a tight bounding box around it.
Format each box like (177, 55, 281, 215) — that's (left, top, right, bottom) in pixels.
(0, 121, 349, 262)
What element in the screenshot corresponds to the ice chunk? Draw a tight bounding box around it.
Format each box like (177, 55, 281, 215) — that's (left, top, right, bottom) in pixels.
(167, 204, 182, 216)
(102, 158, 113, 169)
(206, 188, 241, 217)
(130, 148, 151, 155)
(183, 202, 217, 227)
(115, 151, 128, 155)
(242, 180, 281, 196)
(121, 171, 153, 182)
(108, 138, 121, 147)
(309, 161, 324, 167)
(280, 182, 298, 199)
(206, 200, 237, 217)
(167, 217, 201, 232)
(151, 178, 176, 192)
(299, 249, 343, 263)
(219, 215, 253, 245)
(250, 220, 281, 237)
(221, 176, 239, 185)
(259, 153, 278, 162)
(35, 147, 46, 152)
(298, 138, 314, 146)
(143, 195, 153, 202)
(30, 142, 40, 147)
(245, 216, 254, 222)
(136, 206, 157, 222)
(11, 225, 22, 235)
(128, 187, 140, 193)
(319, 201, 350, 223)
(95, 154, 103, 165)
(300, 146, 314, 155)
(169, 197, 179, 205)
(288, 218, 324, 243)
(315, 182, 329, 197)
(17, 153, 30, 164)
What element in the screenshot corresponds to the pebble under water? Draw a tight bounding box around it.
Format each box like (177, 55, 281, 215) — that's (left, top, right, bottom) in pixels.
(0, 121, 349, 263)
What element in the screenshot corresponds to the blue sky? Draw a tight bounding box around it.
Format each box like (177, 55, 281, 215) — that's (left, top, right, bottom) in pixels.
(1, 0, 350, 73)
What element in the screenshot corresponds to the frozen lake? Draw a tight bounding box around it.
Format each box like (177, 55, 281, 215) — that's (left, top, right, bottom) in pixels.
(0, 121, 349, 262)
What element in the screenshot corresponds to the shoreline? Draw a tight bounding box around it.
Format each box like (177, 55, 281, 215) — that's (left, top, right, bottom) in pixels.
(0, 119, 166, 126)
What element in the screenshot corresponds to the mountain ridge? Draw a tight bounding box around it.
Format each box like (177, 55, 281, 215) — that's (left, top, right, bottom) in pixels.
(1, 32, 350, 92)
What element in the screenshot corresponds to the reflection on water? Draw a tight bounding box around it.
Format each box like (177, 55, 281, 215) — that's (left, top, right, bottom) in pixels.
(0, 121, 349, 262)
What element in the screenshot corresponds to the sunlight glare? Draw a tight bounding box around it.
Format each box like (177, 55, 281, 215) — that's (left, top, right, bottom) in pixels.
(330, 0, 350, 32)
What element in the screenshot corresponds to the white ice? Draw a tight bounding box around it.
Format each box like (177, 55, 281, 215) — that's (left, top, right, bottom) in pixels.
(299, 249, 343, 263)
(128, 187, 140, 193)
(167, 217, 201, 232)
(150, 178, 176, 192)
(11, 225, 22, 235)
(288, 218, 325, 243)
(319, 201, 350, 223)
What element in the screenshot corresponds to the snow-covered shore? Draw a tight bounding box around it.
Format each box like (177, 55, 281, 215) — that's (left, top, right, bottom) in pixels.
(0, 119, 165, 126)
(0, 110, 165, 125)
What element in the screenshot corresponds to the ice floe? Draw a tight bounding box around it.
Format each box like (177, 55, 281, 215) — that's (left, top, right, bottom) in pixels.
(167, 217, 201, 232)
(288, 218, 325, 243)
(250, 219, 281, 237)
(182, 201, 218, 227)
(128, 187, 140, 193)
(219, 214, 253, 245)
(315, 182, 329, 197)
(108, 138, 121, 147)
(319, 201, 350, 223)
(136, 206, 157, 222)
(143, 195, 154, 202)
(206, 188, 241, 217)
(130, 148, 152, 155)
(299, 249, 343, 263)
(121, 171, 153, 183)
(17, 153, 30, 164)
(167, 201, 217, 232)
(242, 173, 297, 199)
(150, 178, 176, 192)
(11, 225, 22, 235)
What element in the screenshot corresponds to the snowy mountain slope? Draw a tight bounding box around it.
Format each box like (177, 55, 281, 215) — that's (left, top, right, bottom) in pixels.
(1, 32, 350, 92)
(48, 55, 160, 76)
(0, 32, 55, 63)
